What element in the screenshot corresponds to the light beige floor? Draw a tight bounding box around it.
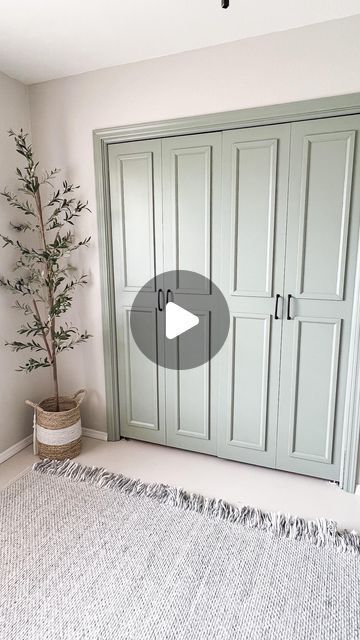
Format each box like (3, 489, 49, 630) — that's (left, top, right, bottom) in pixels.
(1, 437, 360, 532)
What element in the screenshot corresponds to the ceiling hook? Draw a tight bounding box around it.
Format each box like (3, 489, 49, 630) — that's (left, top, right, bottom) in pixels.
(221, 0, 230, 7)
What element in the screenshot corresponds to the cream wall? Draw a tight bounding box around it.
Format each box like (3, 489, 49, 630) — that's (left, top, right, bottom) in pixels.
(0, 71, 53, 453)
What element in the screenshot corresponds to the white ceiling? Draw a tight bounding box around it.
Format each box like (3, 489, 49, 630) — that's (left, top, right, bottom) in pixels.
(0, 0, 359, 85)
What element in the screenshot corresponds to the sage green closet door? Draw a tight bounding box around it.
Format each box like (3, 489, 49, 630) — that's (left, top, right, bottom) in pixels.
(108, 140, 166, 444)
(276, 116, 360, 480)
(217, 124, 290, 467)
(162, 133, 222, 454)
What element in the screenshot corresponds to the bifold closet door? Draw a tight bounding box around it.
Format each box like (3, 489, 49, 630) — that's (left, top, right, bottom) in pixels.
(276, 116, 360, 481)
(108, 140, 166, 444)
(217, 124, 291, 467)
(162, 133, 222, 454)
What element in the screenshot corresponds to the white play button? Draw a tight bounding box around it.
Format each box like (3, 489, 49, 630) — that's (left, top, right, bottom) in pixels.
(131, 270, 230, 369)
(165, 301, 199, 340)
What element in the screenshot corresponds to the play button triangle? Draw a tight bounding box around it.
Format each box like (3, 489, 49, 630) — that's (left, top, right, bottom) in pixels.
(166, 302, 199, 340)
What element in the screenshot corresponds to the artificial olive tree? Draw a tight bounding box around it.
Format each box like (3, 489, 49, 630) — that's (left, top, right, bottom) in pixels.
(0, 130, 91, 411)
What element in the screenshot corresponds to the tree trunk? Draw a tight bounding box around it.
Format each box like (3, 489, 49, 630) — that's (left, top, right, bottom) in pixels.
(35, 187, 60, 411)
(51, 318, 59, 411)
(52, 357, 59, 412)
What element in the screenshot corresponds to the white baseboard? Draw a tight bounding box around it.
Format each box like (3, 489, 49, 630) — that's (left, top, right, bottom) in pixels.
(82, 427, 108, 441)
(0, 428, 108, 465)
(0, 434, 33, 464)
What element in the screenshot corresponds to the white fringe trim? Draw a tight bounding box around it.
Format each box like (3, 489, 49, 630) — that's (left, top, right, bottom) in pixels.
(33, 458, 360, 555)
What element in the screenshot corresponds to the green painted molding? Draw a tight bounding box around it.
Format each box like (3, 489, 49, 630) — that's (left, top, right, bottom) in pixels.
(341, 224, 360, 493)
(93, 92, 360, 490)
(93, 135, 121, 441)
(94, 93, 360, 143)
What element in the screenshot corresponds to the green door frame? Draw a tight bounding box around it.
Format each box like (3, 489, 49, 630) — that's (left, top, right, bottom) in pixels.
(93, 92, 360, 493)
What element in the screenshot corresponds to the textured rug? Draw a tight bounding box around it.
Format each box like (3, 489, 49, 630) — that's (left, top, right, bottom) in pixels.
(1, 460, 360, 640)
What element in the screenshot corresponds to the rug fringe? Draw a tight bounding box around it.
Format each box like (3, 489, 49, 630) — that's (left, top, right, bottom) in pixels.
(33, 458, 360, 555)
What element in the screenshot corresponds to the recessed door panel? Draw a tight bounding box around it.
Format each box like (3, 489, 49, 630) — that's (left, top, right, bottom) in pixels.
(173, 147, 211, 292)
(124, 308, 160, 431)
(113, 151, 157, 292)
(163, 135, 218, 294)
(176, 367, 210, 440)
(230, 315, 270, 451)
(176, 314, 210, 440)
(296, 131, 355, 300)
(288, 317, 341, 463)
(232, 139, 277, 297)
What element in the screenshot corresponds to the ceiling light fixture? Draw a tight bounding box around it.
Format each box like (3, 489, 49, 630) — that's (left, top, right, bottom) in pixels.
(221, 0, 230, 7)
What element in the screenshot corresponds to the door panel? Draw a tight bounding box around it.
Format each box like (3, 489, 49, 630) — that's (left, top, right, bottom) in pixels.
(296, 130, 355, 300)
(172, 311, 210, 441)
(276, 116, 360, 480)
(162, 134, 221, 454)
(176, 322, 210, 441)
(176, 366, 210, 440)
(163, 136, 215, 293)
(116, 151, 157, 291)
(123, 307, 160, 431)
(229, 314, 270, 451)
(287, 317, 341, 463)
(172, 146, 211, 291)
(108, 140, 166, 443)
(232, 139, 278, 297)
(217, 124, 291, 467)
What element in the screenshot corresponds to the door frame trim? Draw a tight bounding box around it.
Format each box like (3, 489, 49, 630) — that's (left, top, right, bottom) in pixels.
(93, 92, 360, 491)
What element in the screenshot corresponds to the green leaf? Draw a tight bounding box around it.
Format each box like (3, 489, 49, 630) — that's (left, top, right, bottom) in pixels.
(17, 356, 51, 373)
(6, 339, 45, 352)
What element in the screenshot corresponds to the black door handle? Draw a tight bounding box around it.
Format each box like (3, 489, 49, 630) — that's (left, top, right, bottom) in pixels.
(157, 289, 164, 312)
(166, 289, 172, 304)
(287, 294, 293, 320)
(274, 294, 281, 320)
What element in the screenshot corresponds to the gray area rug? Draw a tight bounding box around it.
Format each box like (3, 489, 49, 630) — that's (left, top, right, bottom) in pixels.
(1, 460, 360, 640)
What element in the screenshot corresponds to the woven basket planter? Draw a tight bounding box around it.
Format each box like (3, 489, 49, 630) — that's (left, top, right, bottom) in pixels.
(26, 389, 86, 460)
